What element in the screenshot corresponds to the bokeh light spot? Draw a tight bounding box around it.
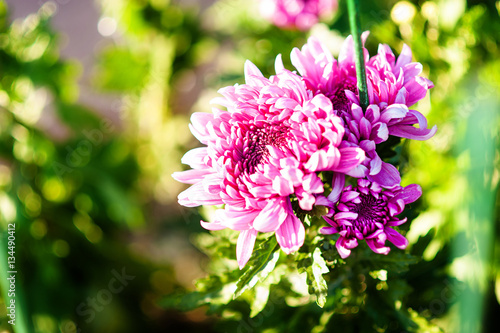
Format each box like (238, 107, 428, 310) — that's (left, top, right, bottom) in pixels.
(52, 239, 70, 257)
(97, 17, 117, 37)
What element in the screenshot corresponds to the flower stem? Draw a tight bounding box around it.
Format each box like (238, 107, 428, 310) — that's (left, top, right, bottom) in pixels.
(346, 0, 369, 110)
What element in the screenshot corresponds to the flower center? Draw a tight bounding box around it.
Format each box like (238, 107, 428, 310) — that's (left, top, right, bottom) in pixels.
(327, 82, 357, 113)
(242, 123, 289, 173)
(347, 193, 387, 233)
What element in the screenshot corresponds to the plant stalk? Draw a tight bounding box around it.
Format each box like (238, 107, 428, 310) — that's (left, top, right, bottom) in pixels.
(346, 0, 369, 110)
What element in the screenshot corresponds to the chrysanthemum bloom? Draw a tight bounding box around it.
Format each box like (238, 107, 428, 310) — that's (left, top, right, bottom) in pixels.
(321, 178, 421, 258)
(291, 35, 436, 187)
(173, 58, 364, 268)
(259, 0, 338, 31)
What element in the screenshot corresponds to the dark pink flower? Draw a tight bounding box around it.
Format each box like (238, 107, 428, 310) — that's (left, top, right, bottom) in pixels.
(291, 35, 436, 187)
(321, 178, 421, 258)
(259, 0, 338, 31)
(173, 58, 364, 268)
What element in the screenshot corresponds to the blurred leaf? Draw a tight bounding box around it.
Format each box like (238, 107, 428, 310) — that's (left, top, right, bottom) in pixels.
(93, 47, 149, 92)
(55, 102, 102, 132)
(234, 236, 280, 299)
(359, 252, 419, 275)
(298, 247, 329, 308)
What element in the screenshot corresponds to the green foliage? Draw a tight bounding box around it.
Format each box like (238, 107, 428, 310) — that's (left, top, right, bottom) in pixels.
(234, 236, 280, 299)
(297, 247, 329, 308)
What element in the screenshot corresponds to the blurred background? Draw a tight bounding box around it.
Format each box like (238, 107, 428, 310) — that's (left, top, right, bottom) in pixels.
(0, 0, 498, 332)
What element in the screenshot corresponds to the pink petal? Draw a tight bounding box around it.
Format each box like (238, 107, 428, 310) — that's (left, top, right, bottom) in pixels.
(275, 213, 305, 255)
(189, 112, 214, 144)
(178, 182, 224, 207)
(218, 208, 259, 231)
(253, 199, 288, 232)
(237, 228, 258, 269)
(395, 44, 413, 70)
(200, 220, 226, 230)
(181, 147, 208, 168)
(333, 147, 365, 173)
(172, 169, 213, 185)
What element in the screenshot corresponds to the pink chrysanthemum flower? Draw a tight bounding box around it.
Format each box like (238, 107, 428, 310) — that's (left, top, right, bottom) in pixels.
(321, 178, 421, 258)
(173, 58, 364, 268)
(259, 0, 338, 31)
(291, 35, 436, 187)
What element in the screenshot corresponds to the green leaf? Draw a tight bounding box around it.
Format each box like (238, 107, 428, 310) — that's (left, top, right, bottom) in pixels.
(361, 252, 419, 274)
(234, 236, 280, 299)
(160, 277, 237, 313)
(248, 263, 286, 317)
(298, 247, 330, 308)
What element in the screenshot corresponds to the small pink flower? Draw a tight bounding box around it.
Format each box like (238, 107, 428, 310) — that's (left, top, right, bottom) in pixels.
(173, 57, 364, 268)
(259, 0, 338, 31)
(322, 178, 422, 258)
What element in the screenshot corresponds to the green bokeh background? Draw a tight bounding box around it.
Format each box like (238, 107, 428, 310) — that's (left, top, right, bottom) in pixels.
(0, 0, 499, 332)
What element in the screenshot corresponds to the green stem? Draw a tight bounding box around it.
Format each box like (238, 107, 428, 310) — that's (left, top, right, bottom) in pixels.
(346, 0, 369, 110)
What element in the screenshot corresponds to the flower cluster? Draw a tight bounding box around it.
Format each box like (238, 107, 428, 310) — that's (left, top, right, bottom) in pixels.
(174, 34, 436, 267)
(259, 0, 338, 31)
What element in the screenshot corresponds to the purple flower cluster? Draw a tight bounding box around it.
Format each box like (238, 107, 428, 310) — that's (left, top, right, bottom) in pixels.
(173, 34, 435, 267)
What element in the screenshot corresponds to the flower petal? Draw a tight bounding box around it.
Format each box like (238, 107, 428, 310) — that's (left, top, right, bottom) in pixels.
(177, 182, 223, 207)
(237, 228, 258, 269)
(393, 184, 422, 204)
(327, 172, 345, 204)
(253, 199, 288, 232)
(367, 162, 401, 188)
(385, 228, 409, 249)
(333, 147, 366, 173)
(276, 213, 305, 254)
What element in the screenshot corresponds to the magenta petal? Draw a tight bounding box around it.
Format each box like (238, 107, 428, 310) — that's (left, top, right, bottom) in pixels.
(367, 162, 401, 188)
(276, 213, 305, 255)
(327, 172, 345, 204)
(387, 217, 407, 227)
(237, 228, 258, 269)
(320, 226, 339, 235)
(315, 195, 336, 209)
(371, 122, 389, 143)
(334, 212, 358, 220)
(366, 236, 390, 255)
(345, 164, 369, 178)
(394, 184, 422, 204)
(335, 236, 358, 259)
(385, 228, 409, 249)
(380, 104, 408, 123)
(389, 124, 437, 140)
(340, 190, 360, 203)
